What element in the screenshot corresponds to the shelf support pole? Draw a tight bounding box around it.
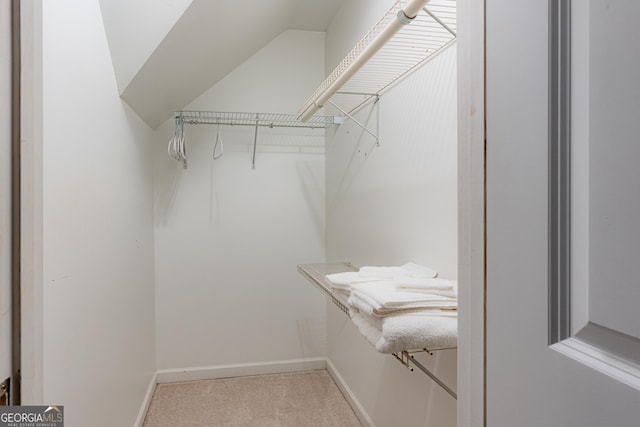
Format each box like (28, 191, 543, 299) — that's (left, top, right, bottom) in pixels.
(423, 6, 457, 37)
(252, 114, 259, 169)
(405, 351, 457, 399)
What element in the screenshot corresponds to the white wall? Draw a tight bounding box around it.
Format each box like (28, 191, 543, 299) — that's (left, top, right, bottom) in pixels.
(98, 0, 194, 93)
(153, 30, 327, 371)
(42, 1, 156, 426)
(325, 1, 458, 425)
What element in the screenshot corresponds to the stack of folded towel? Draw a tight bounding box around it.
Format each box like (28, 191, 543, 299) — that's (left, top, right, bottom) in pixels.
(325, 263, 457, 354)
(324, 262, 438, 296)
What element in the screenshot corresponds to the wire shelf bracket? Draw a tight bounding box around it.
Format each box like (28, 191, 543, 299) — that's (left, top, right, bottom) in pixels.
(329, 93, 381, 147)
(392, 349, 457, 399)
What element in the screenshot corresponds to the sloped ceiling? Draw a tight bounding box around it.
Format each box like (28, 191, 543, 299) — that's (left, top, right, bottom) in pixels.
(100, 0, 345, 128)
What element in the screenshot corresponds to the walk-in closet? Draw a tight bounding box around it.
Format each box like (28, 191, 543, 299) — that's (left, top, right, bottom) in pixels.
(9, 0, 640, 426)
(5, 0, 470, 426)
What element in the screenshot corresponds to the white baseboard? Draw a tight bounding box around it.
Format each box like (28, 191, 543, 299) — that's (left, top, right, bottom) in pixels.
(133, 371, 157, 427)
(326, 359, 375, 427)
(155, 357, 327, 384)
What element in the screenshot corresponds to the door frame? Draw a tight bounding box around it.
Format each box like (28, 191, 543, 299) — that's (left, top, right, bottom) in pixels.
(13, 0, 488, 418)
(15, 0, 43, 405)
(10, 0, 21, 405)
(1, 0, 15, 405)
(456, 1, 486, 426)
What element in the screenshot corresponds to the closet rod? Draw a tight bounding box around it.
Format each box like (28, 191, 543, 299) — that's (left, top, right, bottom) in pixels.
(297, 0, 431, 122)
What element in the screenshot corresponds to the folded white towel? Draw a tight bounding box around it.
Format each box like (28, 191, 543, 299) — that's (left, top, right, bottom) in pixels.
(358, 262, 437, 280)
(324, 272, 386, 291)
(400, 262, 439, 278)
(394, 276, 455, 291)
(399, 288, 458, 298)
(325, 272, 361, 286)
(349, 282, 457, 316)
(381, 312, 458, 352)
(349, 300, 457, 327)
(348, 292, 456, 317)
(349, 292, 388, 316)
(358, 266, 406, 280)
(395, 277, 458, 297)
(349, 310, 385, 350)
(350, 310, 457, 353)
(350, 293, 457, 316)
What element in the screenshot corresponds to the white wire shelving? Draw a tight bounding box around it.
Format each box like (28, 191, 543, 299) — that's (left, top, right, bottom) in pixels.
(297, 0, 456, 140)
(177, 111, 340, 129)
(340, 1, 456, 98)
(168, 111, 340, 170)
(168, 0, 456, 167)
(297, 262, 457, 399)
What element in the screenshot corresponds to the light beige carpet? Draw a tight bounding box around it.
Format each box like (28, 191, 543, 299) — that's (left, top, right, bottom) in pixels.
(142, 369, 362, 427)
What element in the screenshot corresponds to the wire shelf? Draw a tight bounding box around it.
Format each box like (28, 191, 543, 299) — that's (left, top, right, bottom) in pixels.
(176, 111, 340, 129)
(168, 111, 339, 169)
(299, 0, 456, 117)
(297, 261, 457, 399)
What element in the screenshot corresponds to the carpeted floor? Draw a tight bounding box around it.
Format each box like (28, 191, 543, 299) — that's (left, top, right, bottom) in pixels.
(142, 369, 362, 426)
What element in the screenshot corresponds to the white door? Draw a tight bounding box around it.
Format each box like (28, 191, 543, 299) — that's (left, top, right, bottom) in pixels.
(486, 0, 640, 426)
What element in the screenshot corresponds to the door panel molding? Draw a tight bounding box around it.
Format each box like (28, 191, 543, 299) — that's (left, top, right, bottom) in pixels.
(552, 335, 640, 392)
(549, 0, 640, 391)
(575, 323, 640, 367)
(548, 0, 572, 345)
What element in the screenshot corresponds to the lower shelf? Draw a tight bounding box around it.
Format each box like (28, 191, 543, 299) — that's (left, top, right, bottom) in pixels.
(297, 261, 458, 399)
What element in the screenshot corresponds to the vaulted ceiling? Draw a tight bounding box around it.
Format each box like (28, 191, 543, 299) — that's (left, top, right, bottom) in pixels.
(99, 0, 345, 128)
